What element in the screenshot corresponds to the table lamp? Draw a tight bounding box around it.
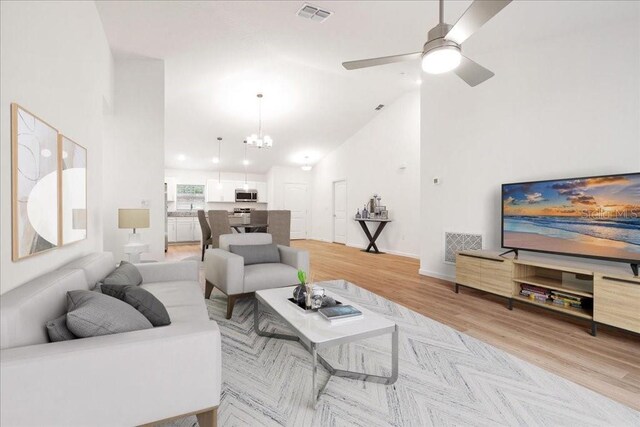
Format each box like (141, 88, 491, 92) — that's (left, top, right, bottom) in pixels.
(118, 208, 149, 244)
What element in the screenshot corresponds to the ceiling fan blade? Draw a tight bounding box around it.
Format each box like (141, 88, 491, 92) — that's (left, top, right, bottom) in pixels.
(445, 0, 512, 45)
(342, 52, 422, 70)
(454, 56, 495, 87)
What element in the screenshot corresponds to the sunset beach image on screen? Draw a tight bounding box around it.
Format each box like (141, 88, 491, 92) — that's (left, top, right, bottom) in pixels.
(502, 173, 640, 262)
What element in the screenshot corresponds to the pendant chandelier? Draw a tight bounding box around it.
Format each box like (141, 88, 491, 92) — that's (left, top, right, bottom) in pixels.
(246, 93, 273, 149)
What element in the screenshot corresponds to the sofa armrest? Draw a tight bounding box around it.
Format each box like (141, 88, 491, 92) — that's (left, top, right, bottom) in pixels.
(1, 322, 221, 427)
(278, 245, 310, 272)
(135, 260, 199, 283)
(204, 249, 245, 295)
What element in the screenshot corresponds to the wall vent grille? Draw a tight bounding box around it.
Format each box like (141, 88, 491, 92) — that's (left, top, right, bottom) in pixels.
(297, 4, 332, 22)
(445, 232, 483, 264)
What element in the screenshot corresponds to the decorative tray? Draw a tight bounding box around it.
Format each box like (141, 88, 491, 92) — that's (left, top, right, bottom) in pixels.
(287, 298, 342, 314)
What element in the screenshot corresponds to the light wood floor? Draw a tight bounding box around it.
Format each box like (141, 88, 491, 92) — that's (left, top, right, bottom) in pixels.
(167, 240, 640, 411)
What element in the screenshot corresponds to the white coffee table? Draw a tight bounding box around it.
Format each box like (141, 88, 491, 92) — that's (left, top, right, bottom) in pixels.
(254, 284, 398, 406)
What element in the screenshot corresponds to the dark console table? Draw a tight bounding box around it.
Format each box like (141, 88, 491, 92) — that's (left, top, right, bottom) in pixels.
(354, 218, 392, 254)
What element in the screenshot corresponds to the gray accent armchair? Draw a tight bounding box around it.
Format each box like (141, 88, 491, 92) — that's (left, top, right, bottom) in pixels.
(204, 233, 309, 319)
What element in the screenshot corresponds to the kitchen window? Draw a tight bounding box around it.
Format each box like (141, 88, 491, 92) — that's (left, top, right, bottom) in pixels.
(176, 184, 205, 210)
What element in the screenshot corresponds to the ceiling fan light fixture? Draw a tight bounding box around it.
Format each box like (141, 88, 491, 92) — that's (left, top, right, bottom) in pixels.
(421, 46, 461, 74)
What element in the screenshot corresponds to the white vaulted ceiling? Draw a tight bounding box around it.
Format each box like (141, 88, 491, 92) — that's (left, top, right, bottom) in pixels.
(96, 1, 638, 173)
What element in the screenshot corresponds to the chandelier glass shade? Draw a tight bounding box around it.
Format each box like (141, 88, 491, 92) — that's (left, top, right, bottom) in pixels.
(246, 94, 273, 149)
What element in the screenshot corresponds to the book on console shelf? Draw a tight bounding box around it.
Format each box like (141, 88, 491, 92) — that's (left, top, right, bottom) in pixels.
(519, 291, 550, 303)
(519, 284, 551, 302)
(520, 284, 551, 295)
(550, 292, 592, 310)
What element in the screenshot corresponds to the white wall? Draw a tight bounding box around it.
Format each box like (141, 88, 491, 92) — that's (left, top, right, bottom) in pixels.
(267, 166, 313, 237)
(103, 58, 165, 262)
(311, 91, 421, 257)
(0, 1, 113, 293)
(164, 168, 267, 212)
(420, 21, 640, 281)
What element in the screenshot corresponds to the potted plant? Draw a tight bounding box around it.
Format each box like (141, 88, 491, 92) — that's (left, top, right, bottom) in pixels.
(293, 270, 312, 308)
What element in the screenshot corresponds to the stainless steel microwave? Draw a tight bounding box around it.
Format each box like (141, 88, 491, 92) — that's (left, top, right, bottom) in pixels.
(235, 189, 258, 202)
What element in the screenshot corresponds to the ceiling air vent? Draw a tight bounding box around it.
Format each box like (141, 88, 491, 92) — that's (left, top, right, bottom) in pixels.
(375, 104, 385, 111)
(297, 4, 332, 22)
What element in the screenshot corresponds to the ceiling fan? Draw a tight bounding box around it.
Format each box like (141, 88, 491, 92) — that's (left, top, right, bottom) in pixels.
(342, 0, 511, 87)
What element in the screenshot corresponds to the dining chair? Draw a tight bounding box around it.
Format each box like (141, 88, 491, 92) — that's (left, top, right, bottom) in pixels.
(207, 210, 232, 249)
(267, 210, 291, 246)
(250, 210, 268, 233)
(197, 210, 212, 261)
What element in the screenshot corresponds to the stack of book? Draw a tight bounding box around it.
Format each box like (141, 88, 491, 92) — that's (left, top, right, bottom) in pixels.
(550, 291, 591, 310)
(519, 284, 550, 302)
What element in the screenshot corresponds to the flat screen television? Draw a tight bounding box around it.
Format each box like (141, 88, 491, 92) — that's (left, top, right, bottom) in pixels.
(501, 172, 640, 272)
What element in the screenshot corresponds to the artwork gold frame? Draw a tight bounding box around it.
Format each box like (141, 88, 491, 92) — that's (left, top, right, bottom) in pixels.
(59, 134, 88, 246)
(11, 103, 88, 260)
(11, 103, 60, 261)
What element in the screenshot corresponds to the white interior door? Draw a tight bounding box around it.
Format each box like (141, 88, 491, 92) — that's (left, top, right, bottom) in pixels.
(284, 183, 307, 240)
(333, 180, 347, 244)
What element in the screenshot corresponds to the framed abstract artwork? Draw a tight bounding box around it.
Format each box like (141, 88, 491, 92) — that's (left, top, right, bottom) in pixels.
(11, 104, 60, 260)
(60, 135, 87, 245)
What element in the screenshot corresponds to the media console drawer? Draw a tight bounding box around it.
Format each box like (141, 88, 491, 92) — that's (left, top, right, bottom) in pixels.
(455, 252, 513, 297)
(594, 275, 640, 334)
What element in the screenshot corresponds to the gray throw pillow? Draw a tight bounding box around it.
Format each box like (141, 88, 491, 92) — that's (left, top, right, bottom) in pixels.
(229, 243, 281, 266)
(46, 314, 77, 342)
(102, 285, 171, 327)
(66, 290, 152, 338)
(103, 260, 143, 286)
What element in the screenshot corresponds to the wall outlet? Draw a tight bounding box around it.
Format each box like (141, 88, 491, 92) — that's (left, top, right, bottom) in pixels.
(141, 200, 150, 207)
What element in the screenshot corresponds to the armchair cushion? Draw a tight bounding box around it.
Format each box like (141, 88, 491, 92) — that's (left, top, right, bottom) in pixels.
(102, 285, 171, 327)
(229, 243, 281, 265)
(243, 263, 299, 292)
(66, 290, 152, 338)
(219, 232, 272, 251)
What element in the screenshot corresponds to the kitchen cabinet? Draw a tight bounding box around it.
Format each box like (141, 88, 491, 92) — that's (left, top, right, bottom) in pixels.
(176, 218, 194, 242)
(256, 182, 268, 203)
(206, 180, 237, 202)
(167, 217, 177, 242)
(193, 218, 202, 243)
(205, 179, 268, 203)
(206, 179, 221, 202)
(165, 177, 177, 202)
(168, 216, 203, 243)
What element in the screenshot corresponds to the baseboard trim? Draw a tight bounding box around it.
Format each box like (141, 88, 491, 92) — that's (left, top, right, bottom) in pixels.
(346, 243, 420, 259)
(419, 268, 455, 283)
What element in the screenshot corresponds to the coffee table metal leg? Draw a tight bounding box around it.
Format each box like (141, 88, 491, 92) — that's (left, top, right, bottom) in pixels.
(253, 299, 398, 406)
(312, 343, 318, 405)
(316, 326, 398, 385)
(253, 299, 299, 341)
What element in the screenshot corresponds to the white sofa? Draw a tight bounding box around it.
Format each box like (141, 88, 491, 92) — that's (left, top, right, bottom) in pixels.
(0, 252, 221, 427)
(204, 233, 309, 319)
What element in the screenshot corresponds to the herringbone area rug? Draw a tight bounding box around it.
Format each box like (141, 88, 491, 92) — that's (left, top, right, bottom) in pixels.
(168, 280, 639, 427)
